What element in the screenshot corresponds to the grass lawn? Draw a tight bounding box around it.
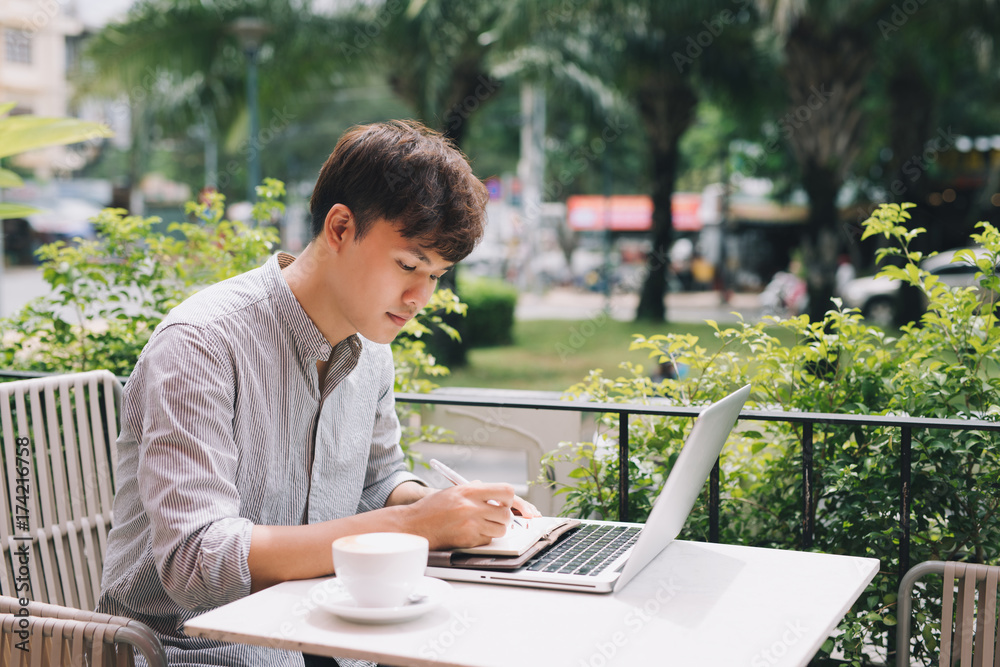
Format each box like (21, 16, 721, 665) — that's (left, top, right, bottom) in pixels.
(438, 319, 730, 392)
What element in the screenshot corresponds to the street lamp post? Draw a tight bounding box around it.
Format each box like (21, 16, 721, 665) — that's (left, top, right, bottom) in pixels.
(228, 17, 270, 203)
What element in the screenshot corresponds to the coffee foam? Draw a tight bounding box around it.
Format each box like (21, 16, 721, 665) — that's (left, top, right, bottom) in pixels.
(335, 532, 426, 554)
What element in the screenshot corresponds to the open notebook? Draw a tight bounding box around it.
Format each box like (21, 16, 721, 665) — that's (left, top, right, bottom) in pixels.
(425, 384, 751, 593)
(428, 516, 582, 570)
(453, 516, 571, 556)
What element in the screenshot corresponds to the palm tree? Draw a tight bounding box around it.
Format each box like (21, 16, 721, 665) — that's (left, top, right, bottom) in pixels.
(877, 2, 1000, 222)
(755, 0, 1000, 320)
(585, 0, 761, 321)
(79, 0, 340, 201)
(342, 0, 593, 364)
(337, 0, 556, 148)
(752, 0, 900, 321)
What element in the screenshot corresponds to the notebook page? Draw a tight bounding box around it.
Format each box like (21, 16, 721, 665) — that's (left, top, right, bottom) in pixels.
(451, 516, 568, 557)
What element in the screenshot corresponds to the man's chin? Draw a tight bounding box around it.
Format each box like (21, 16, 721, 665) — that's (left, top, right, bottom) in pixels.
(361, 327, 402, 345)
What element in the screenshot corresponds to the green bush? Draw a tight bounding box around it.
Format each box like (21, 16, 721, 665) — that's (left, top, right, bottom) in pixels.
(542, 203, 1000, 664)
(393, 288, 467, 466)
(0, 181, 284, 375)
(456, 274, 518, 347)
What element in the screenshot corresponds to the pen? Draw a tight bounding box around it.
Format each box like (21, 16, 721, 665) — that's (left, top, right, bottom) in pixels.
(429, 458, 525, 527)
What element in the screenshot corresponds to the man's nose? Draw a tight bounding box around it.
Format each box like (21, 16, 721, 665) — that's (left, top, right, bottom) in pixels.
(405, 279, 435, 307)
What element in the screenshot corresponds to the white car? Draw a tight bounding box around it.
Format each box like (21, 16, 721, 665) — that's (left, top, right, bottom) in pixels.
(839, 247, 996, 328)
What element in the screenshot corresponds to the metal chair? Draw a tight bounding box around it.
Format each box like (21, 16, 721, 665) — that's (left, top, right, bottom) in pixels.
(0, 595, 166, 666)
(897, 560, 1000, 666)
(0, 370, 122, 610)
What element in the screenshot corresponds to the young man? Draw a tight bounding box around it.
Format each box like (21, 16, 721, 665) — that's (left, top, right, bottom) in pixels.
(98, 120, 538, 666)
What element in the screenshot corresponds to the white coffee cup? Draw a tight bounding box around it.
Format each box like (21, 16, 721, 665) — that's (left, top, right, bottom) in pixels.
(332, 532, 429, 608)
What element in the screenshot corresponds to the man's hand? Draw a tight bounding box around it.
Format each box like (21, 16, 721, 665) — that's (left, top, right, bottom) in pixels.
(399, 482, 529, 550)
(248, 481, 544, 592)
(512, 496, 541, 520)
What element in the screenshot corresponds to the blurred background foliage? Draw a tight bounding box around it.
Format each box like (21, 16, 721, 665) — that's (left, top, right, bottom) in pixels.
(72, 0, 1000, 325)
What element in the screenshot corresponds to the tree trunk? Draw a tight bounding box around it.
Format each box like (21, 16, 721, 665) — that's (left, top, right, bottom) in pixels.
(884, 62, 937, 267)
(634, 74, 697, 322)
(781, 18, 872, 321)
(800, 162, 840, 322)
(636, 145, 680, 321)
(423, 62, 494, 367)
(886, 64, 934, 207)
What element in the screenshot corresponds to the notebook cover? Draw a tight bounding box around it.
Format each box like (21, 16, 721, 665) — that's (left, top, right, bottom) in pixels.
(427, 519, 582, 570)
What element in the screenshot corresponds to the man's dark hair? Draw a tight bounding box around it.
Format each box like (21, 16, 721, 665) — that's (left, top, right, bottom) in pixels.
(309, 120, 488, 263)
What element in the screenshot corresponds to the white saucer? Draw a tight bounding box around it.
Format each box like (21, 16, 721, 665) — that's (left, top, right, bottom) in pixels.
(317, 576, 452, 625)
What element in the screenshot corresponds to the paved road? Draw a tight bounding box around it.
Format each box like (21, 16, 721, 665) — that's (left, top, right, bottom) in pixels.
(1, 265, 762, 323)
(515, 286, 763, 324)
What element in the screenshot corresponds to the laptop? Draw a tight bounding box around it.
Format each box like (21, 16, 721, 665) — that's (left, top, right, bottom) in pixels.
(425, 384, 751, 594)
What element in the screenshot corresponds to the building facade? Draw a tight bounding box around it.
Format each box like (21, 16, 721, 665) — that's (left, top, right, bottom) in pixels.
(0, 0, 85, 176)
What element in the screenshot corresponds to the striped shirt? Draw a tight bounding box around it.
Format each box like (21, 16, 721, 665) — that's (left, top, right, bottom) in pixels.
(98, 252, 422, 666)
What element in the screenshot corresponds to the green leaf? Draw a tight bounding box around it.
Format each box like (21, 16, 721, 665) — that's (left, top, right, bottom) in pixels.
(0, 202, 42, 220)
(0, 167, 23, 187)
(0, 116, 113, 159)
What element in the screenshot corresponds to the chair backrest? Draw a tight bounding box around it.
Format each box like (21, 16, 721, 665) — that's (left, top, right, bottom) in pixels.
(898, 560, 1000, 667)
(0, 599, 166, 667)
(0, 371, 122, 610)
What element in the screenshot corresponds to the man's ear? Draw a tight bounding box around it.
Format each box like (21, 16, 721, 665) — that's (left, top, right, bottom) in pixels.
(323, 203, 354, 252)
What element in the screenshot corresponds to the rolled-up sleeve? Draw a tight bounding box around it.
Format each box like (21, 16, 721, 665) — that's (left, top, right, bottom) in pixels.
(137, 323, 254, 611)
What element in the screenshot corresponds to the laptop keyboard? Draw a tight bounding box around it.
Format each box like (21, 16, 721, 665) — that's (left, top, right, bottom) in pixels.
(525, 524, 641, 576)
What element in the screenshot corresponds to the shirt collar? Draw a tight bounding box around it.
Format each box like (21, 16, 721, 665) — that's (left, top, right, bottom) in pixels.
(267, 252, 362, 363)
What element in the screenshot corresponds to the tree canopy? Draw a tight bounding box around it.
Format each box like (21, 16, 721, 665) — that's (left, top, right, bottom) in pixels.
(77, 0, 1000, 322)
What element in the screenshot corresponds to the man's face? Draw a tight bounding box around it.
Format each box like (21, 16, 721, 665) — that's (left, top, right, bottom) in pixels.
(334, 219, 452, 344)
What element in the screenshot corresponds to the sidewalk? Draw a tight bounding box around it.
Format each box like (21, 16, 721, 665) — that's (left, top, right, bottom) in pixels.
(0, 266, 54, 319)
(515, 287, 762, 324)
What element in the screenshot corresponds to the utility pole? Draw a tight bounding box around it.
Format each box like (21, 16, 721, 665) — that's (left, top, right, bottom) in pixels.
(517, 81, 546, 291)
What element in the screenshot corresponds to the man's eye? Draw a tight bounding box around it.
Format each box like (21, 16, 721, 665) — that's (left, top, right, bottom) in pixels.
(399, 262, 416, 271)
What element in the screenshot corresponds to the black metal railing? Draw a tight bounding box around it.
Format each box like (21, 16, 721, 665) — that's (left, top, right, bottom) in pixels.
(396, 390, 1000, 582)
(5, 369, 999, 582)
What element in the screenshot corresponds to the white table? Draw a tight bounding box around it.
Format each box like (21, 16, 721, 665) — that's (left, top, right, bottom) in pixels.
(184, 540, 879, 667)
